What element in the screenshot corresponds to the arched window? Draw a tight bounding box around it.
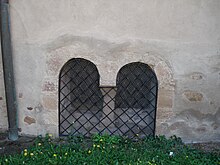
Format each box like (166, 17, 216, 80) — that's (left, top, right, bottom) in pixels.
(59, 60, 158, 138)
(115, 62, 158, 136)
(59, 58, 103, 136)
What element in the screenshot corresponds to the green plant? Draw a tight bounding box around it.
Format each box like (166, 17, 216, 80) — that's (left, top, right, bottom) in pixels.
(0, 134, 219, 165)
(92, 133, 122, 145)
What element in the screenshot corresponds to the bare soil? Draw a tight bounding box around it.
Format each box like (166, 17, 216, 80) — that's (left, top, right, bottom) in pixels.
(0, 132, 219, 156)
(0, 132, 36, 156)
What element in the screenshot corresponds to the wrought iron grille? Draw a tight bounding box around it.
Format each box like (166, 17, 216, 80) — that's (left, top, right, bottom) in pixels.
(59, 59, 158, 138)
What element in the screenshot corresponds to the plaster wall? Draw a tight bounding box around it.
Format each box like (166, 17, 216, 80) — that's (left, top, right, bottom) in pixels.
(0, 43, 8, 132)
(2, 0, 219, 142)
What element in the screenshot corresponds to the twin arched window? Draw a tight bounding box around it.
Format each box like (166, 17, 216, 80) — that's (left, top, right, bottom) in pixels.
(59, 58, 158, 138)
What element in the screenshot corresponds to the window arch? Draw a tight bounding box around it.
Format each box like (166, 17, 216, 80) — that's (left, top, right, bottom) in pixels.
(59, 60, 158, 138)
(59, 58, 103, 136)
(115, 62, 158, 136)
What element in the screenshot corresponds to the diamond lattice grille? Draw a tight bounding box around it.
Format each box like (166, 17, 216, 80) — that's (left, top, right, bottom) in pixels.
(59, 59, 158, 138)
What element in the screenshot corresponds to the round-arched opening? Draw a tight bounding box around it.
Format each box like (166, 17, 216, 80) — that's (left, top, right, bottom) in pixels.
(59, 58, 102, 136)
(115, 62, 158, 136)
(58, 60, 158, 138)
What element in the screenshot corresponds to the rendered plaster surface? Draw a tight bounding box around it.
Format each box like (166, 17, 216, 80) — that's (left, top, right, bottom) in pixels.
(0, 43, 8, 132)
(0, 0, 218, 142)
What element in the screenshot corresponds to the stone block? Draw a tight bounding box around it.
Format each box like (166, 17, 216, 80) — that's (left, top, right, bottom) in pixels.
(24, 116, 36, 125)
(156, 108, 174, 122)
(42, 95, 58, 110)
(158, 89, 173, 108)
(190, 72, 204, 80)
(183, 90, 203, 102)
(42, 81, 56, 92)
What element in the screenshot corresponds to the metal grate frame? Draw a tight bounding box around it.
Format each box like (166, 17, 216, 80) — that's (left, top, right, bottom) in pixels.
(59, 59, 158, 139)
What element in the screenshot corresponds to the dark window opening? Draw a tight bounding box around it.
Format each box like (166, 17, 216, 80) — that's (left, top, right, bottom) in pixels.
(115, 62, 158, 136)
(59, 58, 103, 136)
(59, 60, 158, 138)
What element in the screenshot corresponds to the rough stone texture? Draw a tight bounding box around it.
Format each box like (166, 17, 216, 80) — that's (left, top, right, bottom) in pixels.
(158, 89, 173, 108)
(190, 72, 204, 80)
(24, 116, 36, 125)
(156, 108, 175, 134)
(156, 108, 175, 123)
(0, 0, 218, 142)
(42, 81, 56, 92)
(42, 95, 58, 110)
(183, 90, 204, 102)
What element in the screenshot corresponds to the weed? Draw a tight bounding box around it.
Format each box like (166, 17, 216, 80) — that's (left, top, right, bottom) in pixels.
(0, 135, 219, 165)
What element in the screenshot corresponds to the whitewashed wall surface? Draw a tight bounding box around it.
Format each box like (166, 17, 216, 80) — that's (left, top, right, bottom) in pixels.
(0, 0, 219, 142)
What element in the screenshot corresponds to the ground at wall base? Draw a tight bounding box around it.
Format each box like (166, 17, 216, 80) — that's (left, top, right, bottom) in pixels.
(0, 132, 219, 156)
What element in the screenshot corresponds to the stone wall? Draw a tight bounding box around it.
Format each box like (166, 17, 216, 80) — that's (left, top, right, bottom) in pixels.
(0, 0, 218, 142)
